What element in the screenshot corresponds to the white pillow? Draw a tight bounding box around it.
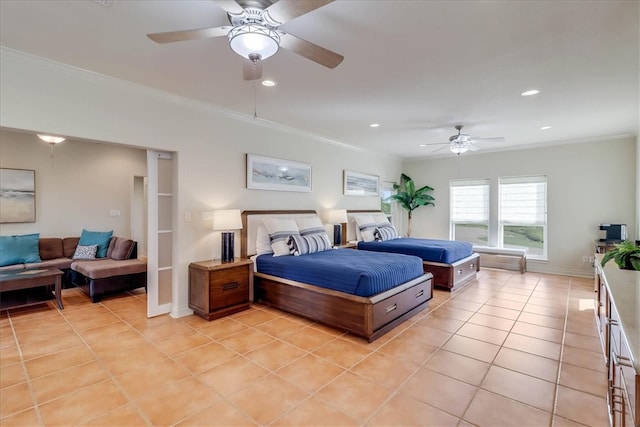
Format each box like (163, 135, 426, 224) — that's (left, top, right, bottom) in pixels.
(295, 216, 326, 237)
(263, 218, 300, 256)
(354, 215, 377, 242)
(255, 226, 273, 256)
(372, 213, 391, 225)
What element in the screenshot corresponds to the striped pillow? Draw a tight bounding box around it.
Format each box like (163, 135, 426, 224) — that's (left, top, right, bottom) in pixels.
(263, 218, 300, 256)
(354, 215, 377, 242)
(287, 234, 333, 256)
(374, 224, 399, 241)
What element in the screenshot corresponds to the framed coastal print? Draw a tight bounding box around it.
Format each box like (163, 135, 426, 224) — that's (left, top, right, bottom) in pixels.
(246, 154, 312, 192)
(0, 168, 36, 223)
(344, 170, 380, 196)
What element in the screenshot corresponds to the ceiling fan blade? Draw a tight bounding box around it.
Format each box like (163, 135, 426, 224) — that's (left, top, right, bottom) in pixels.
(243, 58, 263, 80)
(213, 0, 245, 15)
(279, 32, 343, 68)
(469, 136, 506, 144)
(430, 145, 448, 154)
(147, 26, 230, 43)
(265, 0, 334, 24)
(421, 142, 449, 146)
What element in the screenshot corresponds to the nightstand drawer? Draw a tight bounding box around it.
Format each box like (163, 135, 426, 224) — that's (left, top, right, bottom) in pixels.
(209, 269, 250, 309)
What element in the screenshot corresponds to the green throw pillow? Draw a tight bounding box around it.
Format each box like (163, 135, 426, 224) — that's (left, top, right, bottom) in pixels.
(0, 233, 41, 267)
(78, 229, 113, 258)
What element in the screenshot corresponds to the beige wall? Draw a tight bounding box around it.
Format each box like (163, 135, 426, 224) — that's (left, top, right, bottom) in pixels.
(0, 49, 402, 317)
(0, 129, 147, 239)
(403, 137, 636, 277)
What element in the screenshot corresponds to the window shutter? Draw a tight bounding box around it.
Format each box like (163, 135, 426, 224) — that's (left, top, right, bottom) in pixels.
(500, 176, 547, 225)
(451, 179, 490, 223)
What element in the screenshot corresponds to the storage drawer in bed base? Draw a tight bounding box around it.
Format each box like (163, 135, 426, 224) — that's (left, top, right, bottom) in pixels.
(253, 272, 433, 342)
(424, 253, 480, 292)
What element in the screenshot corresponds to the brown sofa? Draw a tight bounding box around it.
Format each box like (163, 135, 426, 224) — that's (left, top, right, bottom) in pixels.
(2, 236, 147, 303)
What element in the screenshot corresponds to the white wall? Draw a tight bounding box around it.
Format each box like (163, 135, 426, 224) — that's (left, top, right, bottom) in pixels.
(0, 130, 147, 238)
(403, 137, 636, 277)
(0, 48, 402, 317)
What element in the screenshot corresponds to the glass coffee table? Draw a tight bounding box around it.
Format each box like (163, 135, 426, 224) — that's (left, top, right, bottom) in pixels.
(0, 267, 64, 311)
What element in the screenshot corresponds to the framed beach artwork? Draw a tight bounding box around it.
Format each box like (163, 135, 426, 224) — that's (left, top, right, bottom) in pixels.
(0, 168, 36, 223)
(344, 170, 380, 196)
(246, 154, 312, 192)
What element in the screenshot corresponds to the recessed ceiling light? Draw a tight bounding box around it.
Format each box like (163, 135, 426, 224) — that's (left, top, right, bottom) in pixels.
(540, 126, 551, 130)
(521, 89, 540, 96)
(419, 144, 427, 147)
(261, 80, 276, 87)
(369, 123, 380, 128)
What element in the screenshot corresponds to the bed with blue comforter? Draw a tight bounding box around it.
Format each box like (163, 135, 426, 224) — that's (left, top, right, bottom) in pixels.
(356, 237, 480, 291)
(357, 238, 473, 264)
(256, 249, 425, 297)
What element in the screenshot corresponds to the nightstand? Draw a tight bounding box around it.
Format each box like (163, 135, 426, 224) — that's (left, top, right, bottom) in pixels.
(335, 242, 357, 249)
(188, 258, 253, 321)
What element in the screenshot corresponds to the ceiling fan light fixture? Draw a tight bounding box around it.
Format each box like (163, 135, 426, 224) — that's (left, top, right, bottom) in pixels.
(37, 134, 65, 144)
(228, 24, 280, 61)
(450, 141, 470, 155)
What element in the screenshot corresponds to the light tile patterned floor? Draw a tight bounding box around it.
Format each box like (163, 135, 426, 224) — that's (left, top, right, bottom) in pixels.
(0, 268, 609, 426)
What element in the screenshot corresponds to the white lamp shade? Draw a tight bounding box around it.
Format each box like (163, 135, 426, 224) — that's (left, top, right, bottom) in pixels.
(327, 209, 348, 224)
(228, 24, 279, 60)
(212, 209, 243, 231)
(37, 134, 65, 144)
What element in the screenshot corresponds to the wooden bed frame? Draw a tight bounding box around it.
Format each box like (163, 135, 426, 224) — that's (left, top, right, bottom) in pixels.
(240, 210, 433, 342)
(346, 210, 480, 292)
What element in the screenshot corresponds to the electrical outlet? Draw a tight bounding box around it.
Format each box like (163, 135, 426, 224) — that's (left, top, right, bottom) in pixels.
(184, 211, 191, 222)
(589, 256, 595, 263)
(582, 256, 588, 263)
(202, 211, 214, 221)
(109, 209, 120, 217)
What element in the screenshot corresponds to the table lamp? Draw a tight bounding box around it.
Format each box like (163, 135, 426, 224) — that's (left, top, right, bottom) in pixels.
(213, 209, 243, 262)
(327, 209, 348, 246)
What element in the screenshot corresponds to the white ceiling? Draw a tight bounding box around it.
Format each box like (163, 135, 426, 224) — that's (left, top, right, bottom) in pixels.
(1, 0, 638, 159)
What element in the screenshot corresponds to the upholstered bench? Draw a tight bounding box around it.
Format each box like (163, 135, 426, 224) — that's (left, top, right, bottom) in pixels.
(472, 246, 527, 273)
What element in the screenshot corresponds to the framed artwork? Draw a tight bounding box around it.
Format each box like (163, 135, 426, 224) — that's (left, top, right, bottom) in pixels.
(344, 170, 380, 196)
(0, 168, 36, 223)
(246, 154, 312, 192)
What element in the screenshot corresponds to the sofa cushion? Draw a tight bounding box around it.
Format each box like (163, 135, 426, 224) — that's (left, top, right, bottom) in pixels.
(39, 238, 64, 260)
(107, 237, 135, 260)
(71, 259, 147, 280)
(73, 244, 98, 260)
(63, 237, 80, 258)
(0, 233, 41, 267)
(79, 230, 113, 258)
(28, 258, 73, 270)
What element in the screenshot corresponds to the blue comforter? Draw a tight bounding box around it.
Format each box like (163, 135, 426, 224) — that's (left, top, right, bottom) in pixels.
(256, 249, 424, 297)
(357, 238, 473, 264)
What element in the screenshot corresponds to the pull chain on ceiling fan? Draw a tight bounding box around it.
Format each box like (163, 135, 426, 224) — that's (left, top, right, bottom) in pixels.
(147, 0, 344, 81)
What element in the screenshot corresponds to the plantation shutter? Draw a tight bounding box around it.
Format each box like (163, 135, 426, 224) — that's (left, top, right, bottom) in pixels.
(500, 176, 547, 225)
(450, 179, 490, 223)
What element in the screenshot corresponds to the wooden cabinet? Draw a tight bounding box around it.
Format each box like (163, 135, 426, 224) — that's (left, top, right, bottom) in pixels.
(594, 258, 640, 426)
(189, 259, 253, 321)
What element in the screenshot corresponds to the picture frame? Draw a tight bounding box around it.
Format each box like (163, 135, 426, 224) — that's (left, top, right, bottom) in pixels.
(246, 154, 312, 192)
(0, 168, 36, 223)
(344, 170, 380, 196)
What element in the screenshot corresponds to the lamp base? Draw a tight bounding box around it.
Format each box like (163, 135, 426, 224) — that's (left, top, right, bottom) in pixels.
(221, 231, 234, 263)
(333, 224, 342, 247)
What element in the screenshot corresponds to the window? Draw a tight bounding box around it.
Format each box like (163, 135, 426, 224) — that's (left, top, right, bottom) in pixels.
(450, 179, 490, 245)
(380, 181, 396, 224)
(499, 175, 547, 258)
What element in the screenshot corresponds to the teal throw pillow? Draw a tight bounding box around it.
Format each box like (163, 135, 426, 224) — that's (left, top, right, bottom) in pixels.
(78, 229, 113, 258)
(0, 233, 41, 267)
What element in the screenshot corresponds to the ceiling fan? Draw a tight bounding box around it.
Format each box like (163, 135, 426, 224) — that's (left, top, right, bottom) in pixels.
(423, 125, 506, 155)
(147, 0, 344, 81)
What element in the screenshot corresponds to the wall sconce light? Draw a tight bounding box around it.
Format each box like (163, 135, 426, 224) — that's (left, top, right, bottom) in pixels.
(327, 209, 348, 246)
(213, 209, 243, 263)
(38, 134, 66, 160)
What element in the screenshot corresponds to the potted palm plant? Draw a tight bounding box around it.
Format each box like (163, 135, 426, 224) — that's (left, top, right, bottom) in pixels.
(601, 240, 640, 271)
(389, 173, 435, 237)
